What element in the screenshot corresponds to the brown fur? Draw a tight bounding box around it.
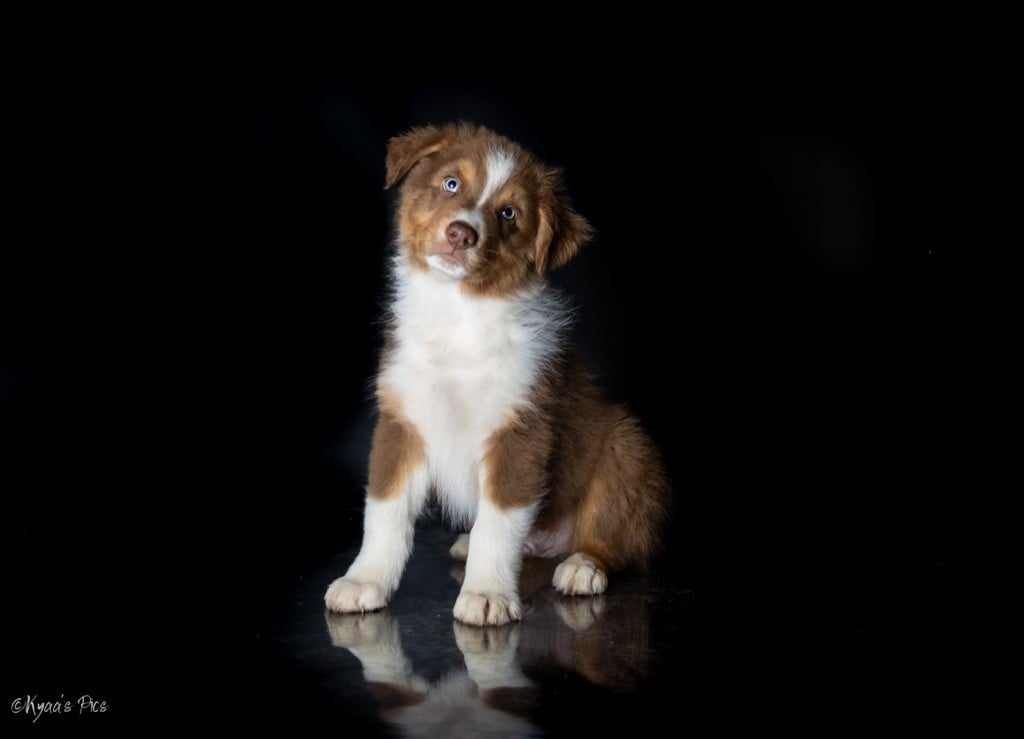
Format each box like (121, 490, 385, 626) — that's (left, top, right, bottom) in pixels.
(367, 682, 427, 711)
(367, 392, 425, 500)
(380, 123, 669, 581)
(481, 408, 553, 509)
(507, 353, 669, 572)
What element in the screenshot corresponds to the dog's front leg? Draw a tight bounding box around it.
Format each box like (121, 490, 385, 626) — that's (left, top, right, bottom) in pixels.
(453, 421, 544, 626)
(453, 499, 536, 626)
(325, 413, 428, 612)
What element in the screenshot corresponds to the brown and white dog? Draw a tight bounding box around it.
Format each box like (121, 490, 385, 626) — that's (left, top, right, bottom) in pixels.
(325, 123, 669, 626)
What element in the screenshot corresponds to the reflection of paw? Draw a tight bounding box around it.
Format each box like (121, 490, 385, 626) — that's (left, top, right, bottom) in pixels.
(325, 610, 393, 648)
(324, 577, 387, 613)
(453, 620, 519, 655)
(453, 591, 522, 626)
(554, 594, 607, 631)
(449, 533, 470, 561)
(553, 553, 608, 596)
(454, 621, 531, 690)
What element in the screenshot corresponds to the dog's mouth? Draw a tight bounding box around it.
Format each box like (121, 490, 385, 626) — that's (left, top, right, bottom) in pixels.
(423, 243, 471, 278)
(425, 244, 468, 266)
(427, 246, 457, 258)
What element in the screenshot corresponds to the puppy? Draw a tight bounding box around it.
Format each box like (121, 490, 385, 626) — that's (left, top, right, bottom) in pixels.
(325, 123, 669, 626)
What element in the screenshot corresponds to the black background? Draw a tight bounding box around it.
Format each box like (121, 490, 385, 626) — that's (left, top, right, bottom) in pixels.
(2, 28, 1014, 734)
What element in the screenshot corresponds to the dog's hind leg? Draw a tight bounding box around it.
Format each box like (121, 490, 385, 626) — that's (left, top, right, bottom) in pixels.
(553, 413, 669, 596)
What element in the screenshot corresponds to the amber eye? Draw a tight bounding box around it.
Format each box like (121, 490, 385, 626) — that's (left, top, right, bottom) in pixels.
(442, 177, 459, 193)
(499, 206, 516, 221)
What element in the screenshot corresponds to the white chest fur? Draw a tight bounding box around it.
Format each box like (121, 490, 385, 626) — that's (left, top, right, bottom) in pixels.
(379, 262, 562, 525)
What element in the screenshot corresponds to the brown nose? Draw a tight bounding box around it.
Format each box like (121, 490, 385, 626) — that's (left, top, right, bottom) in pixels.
(446, 221, 478, 250)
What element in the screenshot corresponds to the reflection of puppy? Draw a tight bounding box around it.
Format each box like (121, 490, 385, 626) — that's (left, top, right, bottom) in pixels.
(325, 562, 654, 736)
(454, 556, 655, 693)
(327, 612, 537, 738)
(325, 123, 670, 626)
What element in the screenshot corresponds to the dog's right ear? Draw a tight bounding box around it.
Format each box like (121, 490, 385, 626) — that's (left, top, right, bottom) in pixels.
(384, 125, 451, 190)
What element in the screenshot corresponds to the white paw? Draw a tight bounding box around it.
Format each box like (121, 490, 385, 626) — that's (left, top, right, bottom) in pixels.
(324, 577, 388, 613)
(453, 590, 522, 626)
(552, 553, 608, 596)
(449, 533, 470, 561)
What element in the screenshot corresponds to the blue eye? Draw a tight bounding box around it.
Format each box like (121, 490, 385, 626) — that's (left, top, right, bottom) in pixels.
(500, 206, 516, 221)
(442, 177, 459, 193)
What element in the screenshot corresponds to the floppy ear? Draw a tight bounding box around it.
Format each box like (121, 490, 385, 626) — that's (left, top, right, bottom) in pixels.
(384, 125, 451, 189)
(534, 198, 595, 275)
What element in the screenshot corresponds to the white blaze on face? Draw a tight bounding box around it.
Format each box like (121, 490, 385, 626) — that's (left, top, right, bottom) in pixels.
(451, 207, 485, 240)
(477, 149, 515, 210)
(427, 148, 515, 281)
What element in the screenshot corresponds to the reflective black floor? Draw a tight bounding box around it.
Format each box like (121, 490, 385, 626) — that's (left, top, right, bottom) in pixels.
(254, 511, 986, 737)
(298, 524, 684, 737)
(4, 454, 1001, 737)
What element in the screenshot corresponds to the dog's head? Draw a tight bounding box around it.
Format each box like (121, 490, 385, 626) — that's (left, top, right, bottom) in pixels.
(384, 123, 594, 297)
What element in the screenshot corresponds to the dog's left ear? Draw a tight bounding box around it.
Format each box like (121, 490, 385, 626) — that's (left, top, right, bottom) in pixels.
(384, 125, 452, 190)
(534, 187, 595, 275)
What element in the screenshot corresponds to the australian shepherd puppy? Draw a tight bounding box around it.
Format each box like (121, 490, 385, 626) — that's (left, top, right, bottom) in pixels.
(325, 123, 669, 626)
